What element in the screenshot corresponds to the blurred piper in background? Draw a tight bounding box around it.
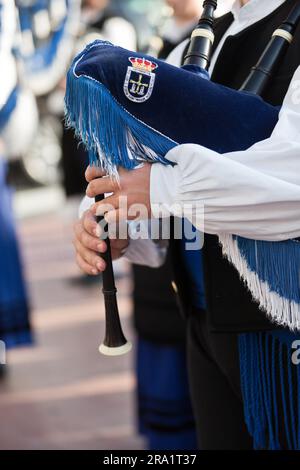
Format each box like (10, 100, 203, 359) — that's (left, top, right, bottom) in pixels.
(148, 0, 202, 58)
(0, 0, 38, 377)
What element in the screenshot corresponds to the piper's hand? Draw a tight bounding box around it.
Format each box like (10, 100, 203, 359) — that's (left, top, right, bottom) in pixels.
(73, 209, 129, 275)
(85, 164, 152, 222)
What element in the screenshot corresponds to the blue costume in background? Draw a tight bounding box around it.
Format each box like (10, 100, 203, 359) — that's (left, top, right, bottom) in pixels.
(137, 338, 196, 450)
(17, 0, 81, 96)
(0, 0, 32, 348)
(0, 158, 32, 347)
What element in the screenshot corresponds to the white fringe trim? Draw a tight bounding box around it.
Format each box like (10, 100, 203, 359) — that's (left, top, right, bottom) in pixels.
(219, 233, 300, 331)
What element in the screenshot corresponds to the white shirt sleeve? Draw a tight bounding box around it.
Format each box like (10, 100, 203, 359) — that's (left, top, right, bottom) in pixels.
(124, 226, 167, 268)
(150, 66, 300, 242)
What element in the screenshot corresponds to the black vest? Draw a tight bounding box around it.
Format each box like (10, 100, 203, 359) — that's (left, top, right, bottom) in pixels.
(172, 0, 300, 333)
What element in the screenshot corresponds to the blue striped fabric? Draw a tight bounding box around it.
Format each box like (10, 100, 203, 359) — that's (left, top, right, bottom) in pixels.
(136, 338, 197, 450)
(0, 158, 32, 348)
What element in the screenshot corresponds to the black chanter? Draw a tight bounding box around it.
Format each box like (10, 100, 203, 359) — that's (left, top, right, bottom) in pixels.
(241, 1, 300, 94)
(97, 0, 300, 356)
(183, 0, 218, 70)
(96, 192, 132, 356)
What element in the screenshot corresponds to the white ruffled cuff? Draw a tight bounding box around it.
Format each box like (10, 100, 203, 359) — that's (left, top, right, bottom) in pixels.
(150, 161, 180, 218)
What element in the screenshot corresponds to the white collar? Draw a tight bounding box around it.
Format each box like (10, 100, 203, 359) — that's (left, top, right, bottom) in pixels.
(231, 0, 287, 24)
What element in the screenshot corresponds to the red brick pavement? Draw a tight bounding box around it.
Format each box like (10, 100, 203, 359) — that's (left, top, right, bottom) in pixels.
(0, 212, 144, 450)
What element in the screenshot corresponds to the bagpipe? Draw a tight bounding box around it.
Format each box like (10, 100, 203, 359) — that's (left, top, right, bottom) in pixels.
(65, 0, 300, 355)
(16, 0, 81, 96)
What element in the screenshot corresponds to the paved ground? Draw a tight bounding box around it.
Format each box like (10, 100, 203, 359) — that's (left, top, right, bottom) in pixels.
(0, 206, 144, 450)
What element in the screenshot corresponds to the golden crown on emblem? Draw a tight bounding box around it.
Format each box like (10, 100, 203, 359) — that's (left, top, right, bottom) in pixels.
(129, 57, 158, 72)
